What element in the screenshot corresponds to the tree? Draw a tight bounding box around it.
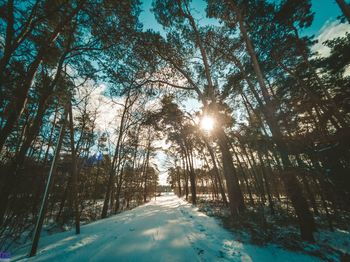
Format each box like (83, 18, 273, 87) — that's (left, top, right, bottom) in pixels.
(335, 0, 350, 23)
(146, 0, 245, 216)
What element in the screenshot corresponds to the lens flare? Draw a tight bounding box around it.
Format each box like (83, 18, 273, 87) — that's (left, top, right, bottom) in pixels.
(200, 116, 214, 132)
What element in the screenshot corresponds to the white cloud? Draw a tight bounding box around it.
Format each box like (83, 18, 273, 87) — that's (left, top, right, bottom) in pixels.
(344, 64, 350, 77)
(180, 98, 202, 113)
(154, 151, 169, 186)
(313, 20, 350, 58)
(74, 83, 124, 140)
(144, 97, 162, 112)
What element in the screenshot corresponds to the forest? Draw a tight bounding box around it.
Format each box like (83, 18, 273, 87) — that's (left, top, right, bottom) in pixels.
(0, 0, 349, 260)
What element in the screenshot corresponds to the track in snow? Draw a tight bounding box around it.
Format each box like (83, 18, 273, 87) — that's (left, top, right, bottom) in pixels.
(13, 193, 319, 262)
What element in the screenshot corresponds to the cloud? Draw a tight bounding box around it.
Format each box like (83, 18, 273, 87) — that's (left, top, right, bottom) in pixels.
(313, 20, 350, 57)
(344, 64, 350, 77)
(153, 151, 169, 185)
(74, 83, 124, 139)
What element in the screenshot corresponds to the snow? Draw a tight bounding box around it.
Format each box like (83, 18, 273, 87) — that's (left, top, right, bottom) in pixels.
(12, 193, 320, 261)
(315, 229, 350, 255)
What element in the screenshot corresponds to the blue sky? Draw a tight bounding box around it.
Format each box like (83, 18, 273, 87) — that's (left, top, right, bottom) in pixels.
(139, 0, 347, 185)
(304, 0, 344, 35)
(140, 0, 344, 37)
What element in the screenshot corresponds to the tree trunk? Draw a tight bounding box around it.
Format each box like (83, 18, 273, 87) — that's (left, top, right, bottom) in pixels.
(216, 128, 245, 216)
(336, 0, 350, 23)
(0, 1, 85, 152)
(203, 137, 228, 205)
(183, 145, 196, 204)
(182, 157, 189, 201)
(234, 5, 315, 240)
(143, 142, 151, 203)
(278, 146, 315, 241)
(257, 151, 275, 214)
(68, 102, 80, 234)
(0, 0, 14, 79)
(230, 142, 254, 206)
(101, 92, 132, 218)
(29, 105, 68, 257)
(187, 147, 197, 205)
(177, 168, 182, 196)
(0, 55, 43, 152)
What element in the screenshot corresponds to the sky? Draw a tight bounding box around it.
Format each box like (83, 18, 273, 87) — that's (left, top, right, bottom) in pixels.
(138, 0, 350, 185)
(303, 0, 344, 36)
(140, 0, 345, 36)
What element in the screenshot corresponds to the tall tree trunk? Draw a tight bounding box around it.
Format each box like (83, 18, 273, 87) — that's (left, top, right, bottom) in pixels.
(203, 138, 228, 205)
(248, 148, 266, 203)
(43, 107, 59, 165)
(336, 0, 350, 23)
(234, 5, 315, 241)
(143, 137, 151, 203)
(216, 128, 245, 216)
(177, 167, 182, 196)
(183, 145, 196, 204)
(68, 101, 80, 234)
(55, 175, 72, 224)
(187, 146, 197, 205)
(114, 179, 123, 212)
(265, 152, 282, 202)
(230, 142, 254, 206)
(181, 2, 244, 211)
(0, 2, 85, 152)
(29, 105, 68, 257)
(181, 154, 189, 201)
(14, 91, 51, 168)
(257, 151, 275, 214)
(101, 92, 132, 218)
(0, 0, 15, 79)
(0, 55, 43, 152)
(15, 49, 69, 167)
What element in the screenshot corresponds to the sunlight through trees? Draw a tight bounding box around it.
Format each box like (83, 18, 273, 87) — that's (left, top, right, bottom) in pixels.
(0, 0, 349, 260)
(200, 116, 215, 133)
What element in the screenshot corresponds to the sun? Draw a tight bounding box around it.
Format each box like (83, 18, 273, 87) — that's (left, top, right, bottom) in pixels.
(200, 116, 215, 132)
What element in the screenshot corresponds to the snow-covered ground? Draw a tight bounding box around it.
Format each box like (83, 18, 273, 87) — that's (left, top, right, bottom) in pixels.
(12, 193, 320, 261)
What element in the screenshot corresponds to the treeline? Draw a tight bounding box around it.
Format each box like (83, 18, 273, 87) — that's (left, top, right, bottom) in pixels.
(0, 0, 349, 253)
(0, 0, 159, 252)
(148, 0, 350, 243)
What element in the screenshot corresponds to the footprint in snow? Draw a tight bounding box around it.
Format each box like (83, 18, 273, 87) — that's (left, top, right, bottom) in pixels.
(129, 228, 135, 231)
(218, 250, 226, 258)
(196, 248, 205, 255)
(197, 225, 205, 232)
(231, 250, 242, 258)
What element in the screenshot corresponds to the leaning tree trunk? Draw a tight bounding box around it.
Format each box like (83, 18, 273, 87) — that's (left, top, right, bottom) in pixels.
(336, 0, 350, 25)
(29, 105, 68, 257)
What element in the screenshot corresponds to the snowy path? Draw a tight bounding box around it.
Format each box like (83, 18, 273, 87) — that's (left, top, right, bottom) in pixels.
(14, 193, 320, 261)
